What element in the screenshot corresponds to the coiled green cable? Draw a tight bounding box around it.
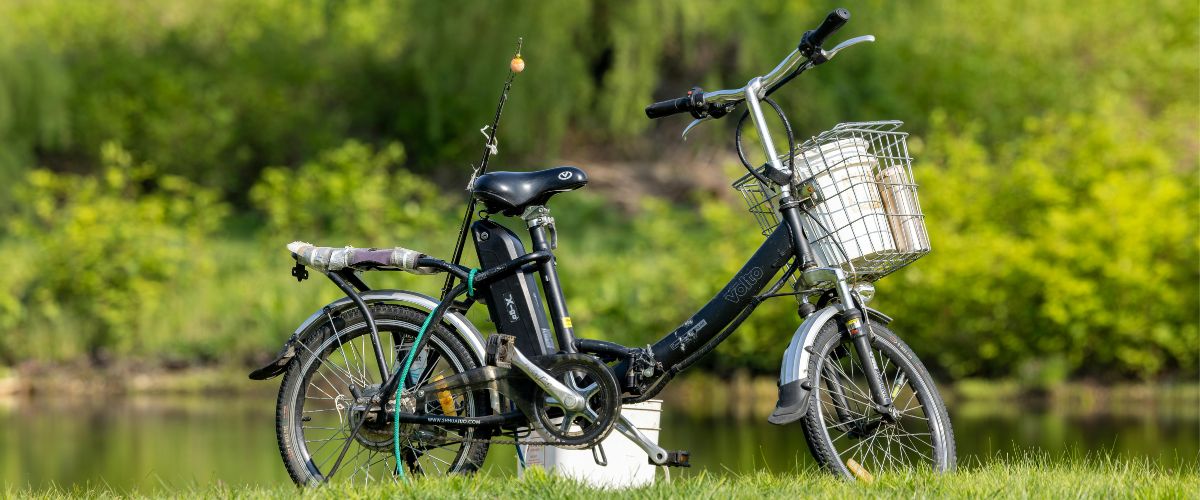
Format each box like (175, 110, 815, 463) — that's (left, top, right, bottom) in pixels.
(393, 269, 479, 479)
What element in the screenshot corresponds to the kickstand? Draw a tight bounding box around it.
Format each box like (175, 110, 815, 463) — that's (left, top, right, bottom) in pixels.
(592, 443, 608, 466)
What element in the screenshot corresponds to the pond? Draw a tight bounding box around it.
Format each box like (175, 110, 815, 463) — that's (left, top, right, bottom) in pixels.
(1, 396, 1195, 491)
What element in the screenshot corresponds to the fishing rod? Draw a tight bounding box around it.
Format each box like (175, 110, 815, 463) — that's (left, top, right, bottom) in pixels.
(440, 38, 526, 301)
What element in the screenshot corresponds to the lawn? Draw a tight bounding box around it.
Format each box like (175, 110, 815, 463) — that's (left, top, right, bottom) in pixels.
(15, 454, 1198, 499)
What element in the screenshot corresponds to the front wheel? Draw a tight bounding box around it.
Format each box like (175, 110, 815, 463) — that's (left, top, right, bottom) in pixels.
(800, 320, 956, 478)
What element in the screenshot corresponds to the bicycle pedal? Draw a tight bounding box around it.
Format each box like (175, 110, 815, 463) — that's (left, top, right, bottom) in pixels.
(650, 450, 691, 468)
(485, 334, 516, 368)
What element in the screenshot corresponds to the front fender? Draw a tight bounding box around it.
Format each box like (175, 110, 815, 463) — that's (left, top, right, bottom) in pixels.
(767, 306, 891, 425)
(248, 290, 487, 380)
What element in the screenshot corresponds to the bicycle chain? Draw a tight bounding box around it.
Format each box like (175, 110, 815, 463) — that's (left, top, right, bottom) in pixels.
(451, 428, 607, 449)
(391, 415, 608, 448)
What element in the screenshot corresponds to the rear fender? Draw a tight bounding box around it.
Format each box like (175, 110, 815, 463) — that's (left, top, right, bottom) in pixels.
(248, 290, 487, 380)
(767, 306, 891, 425)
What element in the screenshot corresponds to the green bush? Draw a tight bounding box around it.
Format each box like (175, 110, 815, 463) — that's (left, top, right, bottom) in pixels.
(250, 140, 451, 248)
(876, 101, 1199, 379)
(1, 144, 227, 361)
(0, 42, 70, 200)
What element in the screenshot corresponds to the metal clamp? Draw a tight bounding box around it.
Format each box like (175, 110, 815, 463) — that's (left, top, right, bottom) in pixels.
(522, 205, 554, 228)
(522, 205, 557, 249)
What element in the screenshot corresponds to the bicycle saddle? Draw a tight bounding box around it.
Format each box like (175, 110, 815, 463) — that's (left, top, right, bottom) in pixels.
(471, 166, 587, 216)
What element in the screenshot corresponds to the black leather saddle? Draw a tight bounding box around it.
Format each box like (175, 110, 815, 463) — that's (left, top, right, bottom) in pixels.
(471, 166, 588, 216)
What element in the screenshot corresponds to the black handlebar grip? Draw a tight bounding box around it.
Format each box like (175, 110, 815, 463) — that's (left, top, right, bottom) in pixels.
(645, 96, 692, 119)
(805, 8, 850, 49)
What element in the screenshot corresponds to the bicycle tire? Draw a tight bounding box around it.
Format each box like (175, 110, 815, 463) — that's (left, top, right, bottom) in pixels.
(800, 320, 955, 478)
(275, 304, 490, 485)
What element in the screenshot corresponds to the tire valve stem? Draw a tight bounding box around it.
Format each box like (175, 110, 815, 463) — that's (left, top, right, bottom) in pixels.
(846, 458, 875, 483)
(432, 374, 457, 417)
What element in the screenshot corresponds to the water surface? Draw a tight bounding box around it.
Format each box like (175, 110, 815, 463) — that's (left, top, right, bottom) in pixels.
(1, 396, 1195, 491)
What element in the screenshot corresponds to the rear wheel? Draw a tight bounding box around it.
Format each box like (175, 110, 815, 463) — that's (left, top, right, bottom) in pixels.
(275, 304, 490, 485)
(800, 320, 955, 479)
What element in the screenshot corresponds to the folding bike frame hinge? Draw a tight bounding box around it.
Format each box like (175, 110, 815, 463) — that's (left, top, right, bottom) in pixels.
(485, 334, 517, 368)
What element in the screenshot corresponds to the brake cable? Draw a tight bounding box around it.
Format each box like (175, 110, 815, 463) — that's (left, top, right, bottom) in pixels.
(734, 97, 796, 186)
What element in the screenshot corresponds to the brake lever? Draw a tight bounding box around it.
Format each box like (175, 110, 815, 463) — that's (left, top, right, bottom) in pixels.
(682, 117, 710, 140)
(822, 35, 875, 61)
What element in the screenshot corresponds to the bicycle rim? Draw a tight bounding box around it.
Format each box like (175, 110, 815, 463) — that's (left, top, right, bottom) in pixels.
(289, 319, 477, 482)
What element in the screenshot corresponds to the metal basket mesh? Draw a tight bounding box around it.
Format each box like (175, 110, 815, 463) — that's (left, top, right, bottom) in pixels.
(732, 121, 929, 284)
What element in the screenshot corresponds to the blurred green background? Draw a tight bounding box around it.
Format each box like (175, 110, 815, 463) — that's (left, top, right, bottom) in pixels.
(0, 0, 1196, 385)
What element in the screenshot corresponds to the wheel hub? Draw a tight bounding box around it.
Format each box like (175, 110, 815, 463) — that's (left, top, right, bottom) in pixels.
(341, 385, 403, 452)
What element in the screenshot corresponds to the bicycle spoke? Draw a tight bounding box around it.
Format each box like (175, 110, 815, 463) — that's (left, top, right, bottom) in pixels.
(299, 340, 357, 389)
(815, 333, 945, 475)
(291, 317, 479, 483)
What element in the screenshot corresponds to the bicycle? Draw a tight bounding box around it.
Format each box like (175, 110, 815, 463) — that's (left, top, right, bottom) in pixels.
(249, 8, 955, 485)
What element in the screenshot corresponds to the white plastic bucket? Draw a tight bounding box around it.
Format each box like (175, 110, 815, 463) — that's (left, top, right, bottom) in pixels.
(797, 138, 896, 269)
(519, 399, 662, 488)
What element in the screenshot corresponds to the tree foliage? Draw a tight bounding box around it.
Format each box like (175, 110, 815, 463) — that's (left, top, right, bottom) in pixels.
(2, 0, 1193, 198)
(0, 0, 1194, 378)
(877, 101, 1199, 379)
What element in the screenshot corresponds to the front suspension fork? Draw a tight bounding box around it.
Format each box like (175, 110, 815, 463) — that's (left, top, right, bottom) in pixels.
(844, 310, 896, 418)
(802, 267, 895, 419)
(786, 201, 894, 420)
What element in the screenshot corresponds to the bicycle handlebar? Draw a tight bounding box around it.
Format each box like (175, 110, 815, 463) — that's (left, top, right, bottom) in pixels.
(644, 96, 692, 119)
(644, 8, 851, 120)
(800, 8, 850, 55)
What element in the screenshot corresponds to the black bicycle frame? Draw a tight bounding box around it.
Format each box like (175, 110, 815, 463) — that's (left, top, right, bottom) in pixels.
(320, 200, 813, 432)
(643, 223, 793, 370)
(509, 208, 799, 390)
(386, 214, 798, 431)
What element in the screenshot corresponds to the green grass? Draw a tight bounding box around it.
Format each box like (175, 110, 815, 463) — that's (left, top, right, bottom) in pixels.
(13, 455, 1199, 499)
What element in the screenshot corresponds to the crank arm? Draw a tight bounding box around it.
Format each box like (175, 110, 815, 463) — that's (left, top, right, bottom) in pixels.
(509, 347, 586, 411)
(615, 415, 669, 464)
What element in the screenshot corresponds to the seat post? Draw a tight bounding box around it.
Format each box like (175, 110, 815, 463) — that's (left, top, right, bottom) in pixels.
(523, 206, 577, 353)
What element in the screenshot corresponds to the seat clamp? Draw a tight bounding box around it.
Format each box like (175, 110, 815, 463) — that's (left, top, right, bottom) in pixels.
(521, 205, 557, 249)
(521, 205, 554, 229)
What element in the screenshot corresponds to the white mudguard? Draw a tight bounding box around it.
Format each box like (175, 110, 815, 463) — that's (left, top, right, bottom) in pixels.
(768, 305, 891, 425)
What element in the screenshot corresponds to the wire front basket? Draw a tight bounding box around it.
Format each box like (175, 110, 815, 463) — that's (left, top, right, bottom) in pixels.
(733, 121, 929, 284)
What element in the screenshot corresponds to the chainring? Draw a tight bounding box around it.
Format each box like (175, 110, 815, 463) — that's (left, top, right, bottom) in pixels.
(529, 353, 622, 449)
